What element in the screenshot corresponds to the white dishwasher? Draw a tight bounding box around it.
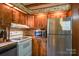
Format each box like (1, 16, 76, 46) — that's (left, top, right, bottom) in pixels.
(17, 38, 32, 56)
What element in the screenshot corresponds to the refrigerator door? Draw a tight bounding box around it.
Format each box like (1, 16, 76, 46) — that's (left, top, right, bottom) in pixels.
(47, 35, 72, 56)
(47, 35, 56, 56)
(47, 18, 57, 35)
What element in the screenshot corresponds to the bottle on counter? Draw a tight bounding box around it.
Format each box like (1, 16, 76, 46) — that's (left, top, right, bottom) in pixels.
(3, 30, 7, 42)
(0, 29, 7, 43)
(0, 29, 4, 43)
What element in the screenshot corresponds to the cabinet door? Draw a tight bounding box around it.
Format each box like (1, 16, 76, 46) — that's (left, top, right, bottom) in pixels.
(0, 4, 12, 27)
(43, 16, 47, 29)
(28, 15, 34, 28)
(19, 12, 23, 24)
(40, 15, 47, 29)
(34, 14, 47, 29)
(25, 15, 28, 25)
(0, 4, 3, 27)
(12, 8, 20, 23)
(23, 14, 26, 25)
(34, 15, 40, 28)
(0, 4, 3, 20)
(22, 13, 25, 25)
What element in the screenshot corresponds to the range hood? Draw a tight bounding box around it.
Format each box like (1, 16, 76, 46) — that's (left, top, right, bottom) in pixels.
(11, 23, 30, 29)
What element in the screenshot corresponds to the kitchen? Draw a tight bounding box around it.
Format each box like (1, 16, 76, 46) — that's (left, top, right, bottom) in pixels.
(0, 3, 77, 56)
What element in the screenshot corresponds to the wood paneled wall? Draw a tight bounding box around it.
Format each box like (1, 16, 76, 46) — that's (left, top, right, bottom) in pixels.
(72, 4, 79, 56)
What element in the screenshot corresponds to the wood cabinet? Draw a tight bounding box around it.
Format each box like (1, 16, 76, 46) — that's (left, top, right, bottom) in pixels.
(12, 8, 20, 24)
(0, 4, 47, 29)
(19, 12, 22, 24)
(34, 15, 40, 28)
(19, 12, 25, 25)
(32, 37, 47, 56)
(0, 4, 12, 28)
(0, 4, 3, 27)
(24, 14, 28, 25)
(22, 13, 25, 25)
(22, 13, 26, 25)
(0, 4, 29, 28)
(12, 9, 28, 25)
(40, 15, 47, 29)
(27, 15, 35, 28)
(34, 14, 47, 29)
(0, 4, 3, 21)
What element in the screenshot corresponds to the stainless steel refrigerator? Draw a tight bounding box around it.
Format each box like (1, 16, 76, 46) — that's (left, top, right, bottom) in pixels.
(47, 17, 72, 56)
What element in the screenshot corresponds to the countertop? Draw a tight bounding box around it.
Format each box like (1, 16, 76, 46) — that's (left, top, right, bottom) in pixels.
(0, 41, 16, 47)
(0, 36, 32, 55)
(0, 41, 17, 54)
(10, 36, 32, 42)
(0, 36, 32, 47)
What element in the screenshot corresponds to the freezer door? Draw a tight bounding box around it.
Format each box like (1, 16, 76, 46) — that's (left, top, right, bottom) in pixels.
(47, 18, 56, 35)
(47, 35, 72, 56)
(47, 18, 72, 35)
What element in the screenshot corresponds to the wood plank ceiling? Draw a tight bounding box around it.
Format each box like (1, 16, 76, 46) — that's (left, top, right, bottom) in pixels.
(22, 3, 65, 10)
(21, 3, 71, 14)
(8, 3, 70, 14)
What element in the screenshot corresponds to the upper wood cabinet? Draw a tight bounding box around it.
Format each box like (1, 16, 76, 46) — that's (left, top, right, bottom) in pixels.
(24, 14, 28, 25)
(0, 4, 28, 28)
(12, 8, 20, 23)
(27, 15, 35, 28)
(19, 12, 24, 24)
(0, 4, 12, 27)
(34, 15, 41, 29)
(40, 15, 47, 29)
(34, 14, 47, 29)
(22, 13, 25, 25)
(0, 4, 3, 20)
(12, 9, 27, 25)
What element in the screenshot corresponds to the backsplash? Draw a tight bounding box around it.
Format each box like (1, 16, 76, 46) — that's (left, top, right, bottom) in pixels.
(23, 29, 35, 36)
(10, 31, 23, 39)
